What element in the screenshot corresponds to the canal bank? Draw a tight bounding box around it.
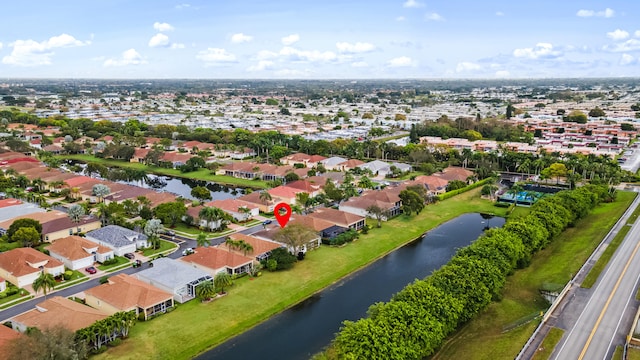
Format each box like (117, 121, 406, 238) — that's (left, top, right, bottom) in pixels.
(95, 189, 509, 360)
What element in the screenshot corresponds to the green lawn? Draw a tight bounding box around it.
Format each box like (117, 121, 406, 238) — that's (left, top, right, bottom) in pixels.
(172, 223, 233, 237)
(531, 327, 564, 360)
(97, 256, 130, 271)
(628, 346, 640, 360)
(0, 240, 21, 252)
(142, 240, 178, 256)
(431, 191, 636, 360)
(613, 346, 624, 360)
(60, 154, 269, 189)
(95, 188, 510, 360)
(0, 284, 31, 308)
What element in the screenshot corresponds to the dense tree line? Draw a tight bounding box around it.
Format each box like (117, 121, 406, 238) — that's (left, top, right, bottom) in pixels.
(323, 185, 612, 360)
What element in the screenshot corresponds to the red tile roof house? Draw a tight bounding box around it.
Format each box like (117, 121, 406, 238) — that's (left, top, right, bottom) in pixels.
(268, 185, 302, 205)
(0, 248, 65, 288)
(180, 247, 254, 276)
(130, 148, 151, 163)
(0, 210, 102, 243)
(186, 205, 224, 230)
(307, 207, 366, 231)
(11, 296, 108, 333)
(280, 153, 327, 168)
(161, 152, 194, 168)
(205, 198, 260, 222)
(84, 273, 175, 321)
(237, 191, 276, 213)
(435, 166, 475, 183)
(47, 236, 114, 270)
(217, 162, 261, 179)
(289, 214, 349, 240)
(222, 233, 283, 262)
(284, 180, 324, 197)
(252, 225, 322, 253)
(339, 197, 397, 221)
(412, 175, 449, 195)
(0, 324, 21, 359)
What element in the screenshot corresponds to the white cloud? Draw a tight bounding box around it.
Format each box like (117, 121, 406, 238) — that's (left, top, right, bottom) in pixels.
(456, 62, 481, 73)
(196, 48, 237, 65)
(0, 42, 3, 50)
(620, 54, 635, 65)
(396, 16, 405, 21)
(231, 33, 253, 43)
(351, 61, 368, 67)
(153, 22, 174, 32)
(281, 34, 300, 46)
(607, 29, 629, 41)
(275, 68, 310, 77)
(513, 43, 561, 59)
(603, 39, 640, 52)
(426, 12, 444, 21)
(247, 60, 274, 72)
(336, 42, 375, 54)
(635, 30, 640, 38)
(175, 3, 190, 9)
(170, 43, 185, 49)
(2, 33, 90, 66)
(387, 56, 414, 67)
(496, 11, 504, 16)
(403, 0, 424, 8)
(148, 33, 170, 48)
(279, 46, 338, 62)
(576, 8, 614, 18)
(495, 70, 510, 78)
(103, 48, 146, 67)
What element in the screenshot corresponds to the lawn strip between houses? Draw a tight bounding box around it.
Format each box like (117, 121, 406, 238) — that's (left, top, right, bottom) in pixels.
(59, 154, 270, 189)
(94, 188, 508, 360)
(430, 191, 635, 360)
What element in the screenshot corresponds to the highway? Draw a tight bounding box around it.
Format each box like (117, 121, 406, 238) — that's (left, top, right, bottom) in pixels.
(551, 210, 640, 359)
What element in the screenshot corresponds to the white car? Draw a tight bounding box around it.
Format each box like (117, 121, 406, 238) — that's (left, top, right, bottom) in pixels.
(182, 248, 194, 256)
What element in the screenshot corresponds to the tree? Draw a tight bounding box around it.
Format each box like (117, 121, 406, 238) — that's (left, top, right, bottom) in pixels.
(68, 204, 86, 233)
(196, 232, 210, 248)
(190, 186, 212, 202)
(266, 247, 297, 270)
(366, 204, 389, 228)
(588, 107, 606, 118)
(199, 206, 229, 231)
(295, 192, 311, 213)
(566, 110, 588, 123)
(196, 280, 216, 301)
(399, 189, 425, 216)
(7, 325, 88, 360)
(33, 272, 56, 299)
(323, 178, 344, 203)
(548, 162, 568, 184)
(214, 272, 233, 294)
(506, 103, 515, 119)
(144, 219, 163, 249)
(358, 176, 374, 189)
(7, 218, 42, 241)
(409, 124, 419, 143)
(153, 201, 186, 228)
(92, 183, 111, 203)
(273, 223, 317, 255)
(13, 227, 41, 247)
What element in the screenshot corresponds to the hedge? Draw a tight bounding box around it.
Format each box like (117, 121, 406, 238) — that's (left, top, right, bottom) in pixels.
(435, 177, 493, 201)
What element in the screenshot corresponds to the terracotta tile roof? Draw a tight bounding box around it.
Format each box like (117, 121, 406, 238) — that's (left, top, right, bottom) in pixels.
(0, 325, 21, 358)
(206, 198, 258, 213)
(413, 175, 449, 191)
(0, 198, 22, 208)
(307, 208, 365, 227)
(340, 196, 395, 212)
(237, 191, 275, 206)
(268, 185, 301, 200)
(224, 233, 282, 256)
(0, 210, 100, 235)
(41, 172, 79, 183)
(339, 159, 365, 169)
(161, 152, 193, 163)
(186, 205, 204, 220)
(360, 189, 401, 204)
(3, 161, 42, 172)
(308, 155, 327, 163)
(133, 148, 150, 159)
(181, 247, 253, 270)
(220, 162, 258, 172)
(282, 152, 312, 162)
(47, 236, 112, 261)
(289, 214, 335, 232)
(0, 248, 63, 277)
(64, 176, 99, 187)
(285, 180, 322, 193)
(143, 191, 178, 208)
(435, 167, 474, 182)
(105, 186, 154, 202)
(12, 296, 108, 332)
(85, 273, 173, 310)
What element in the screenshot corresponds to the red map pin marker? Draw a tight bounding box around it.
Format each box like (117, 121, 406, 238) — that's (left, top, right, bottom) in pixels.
(274, 203, 292, 228)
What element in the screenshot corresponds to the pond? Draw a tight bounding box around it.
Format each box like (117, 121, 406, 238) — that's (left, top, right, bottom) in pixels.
(126, 174, 245, 201)
(198, 213, 505, 360)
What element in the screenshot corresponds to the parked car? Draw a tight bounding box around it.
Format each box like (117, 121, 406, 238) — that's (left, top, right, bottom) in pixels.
(182, 248, 194, 256)
(85, 266, 97, 274)
(124, 253, 135, 260)
(263, 219, 273, 225)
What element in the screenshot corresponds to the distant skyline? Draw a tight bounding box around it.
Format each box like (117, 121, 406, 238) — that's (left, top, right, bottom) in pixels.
(1, 1, 640, 79)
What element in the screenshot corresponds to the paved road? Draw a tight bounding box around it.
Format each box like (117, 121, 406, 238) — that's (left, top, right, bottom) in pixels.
(0, 223, 266, 323)
(551, 212, 640, 359)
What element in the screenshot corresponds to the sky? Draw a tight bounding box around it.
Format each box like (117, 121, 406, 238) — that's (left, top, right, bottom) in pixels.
(1, 0, 640, 79)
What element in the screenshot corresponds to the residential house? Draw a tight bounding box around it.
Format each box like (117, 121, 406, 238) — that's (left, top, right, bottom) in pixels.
(435, 166, 475, 183)
(320, 156, 348, 171)
(280, 153, 327, 168)
(339, 197, 397, 221)
(357, 160, 392, 177)
(412, 175, 449, 195)
(229, 147, 257, 160)
(222, 233, 282, 261)
(205, 198, 259, 222)
(11, 296, 108, 333)
(338, 159, 365, 171)
(135, 258, 213, 303)
(180, 247, 253, 276)
(0, 248, 65, 288)
(130, 148, 151, 163)
(267, 185, 301, 205)
(0, 278, 5, 292)
(307, 208, 366, 231)
(289, 214, 348, 240)
(284, 180, 323, 198)
(0, 210, 101, 243)
(0, 200, 45, 223)
(47, 236, 114, 270)
(0, 324, 21, 359)
(253, 225, 322, 253)
(161, 152, 193, 168)
(84, 273, 174, 320)
(237, 191, 276, 213)
(85, 225, 149, 256)
(186, 205, 222, 230)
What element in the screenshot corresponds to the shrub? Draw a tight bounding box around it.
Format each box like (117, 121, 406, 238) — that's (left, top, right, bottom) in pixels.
(101, 258, 118, 266)
(63, 270, 73, 280)
(99, 276, 109, 284)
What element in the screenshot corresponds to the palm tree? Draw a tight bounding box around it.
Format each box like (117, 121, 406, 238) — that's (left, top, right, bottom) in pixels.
(196, 232, 210, 248)
(295, 192, 311, 213)
(224, 238, 240, 253)
(67, 204, 86, 233)
(214, 272, 233, 294)
(196, 280, 216, 302)
(507, 183, 524, 207)
(33, 272, 56, 299)
(199, 206, 224, 231)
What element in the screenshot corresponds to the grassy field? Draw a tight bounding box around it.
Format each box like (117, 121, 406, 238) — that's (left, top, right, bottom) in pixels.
(628, 346, 640, 360)
(430, 191, 636, 360)
(95, 188, 509, 360)
(142, 240, 178, 257)
(531, 327, 565, 360)
(582, 197, 640, 288)
(60, 154, 269, 189)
